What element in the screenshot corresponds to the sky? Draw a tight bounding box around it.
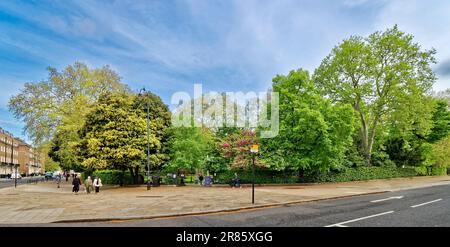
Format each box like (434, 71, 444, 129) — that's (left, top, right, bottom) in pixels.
(1, 0, 450, 143)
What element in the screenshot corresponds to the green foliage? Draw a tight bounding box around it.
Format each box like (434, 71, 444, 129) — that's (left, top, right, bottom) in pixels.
(414, 166, 428, 176)
(261, 69, 355, 173)
(371, 151, 396, 168)
(9, 62, 128, 146)
(431, 136, 450, 168)
(314, 25, 437, 164)
(89, 170, 134, 185)
(78, 92, 147, 173)
(429, 166, 447, 176)
(76, 88, 171, 183)
(219, 130, 261, 169)
(428, 100, 450, 143)
(215, 169, 298, 184)
(166, 127, 214, 173)
(301, 166, 417, 183)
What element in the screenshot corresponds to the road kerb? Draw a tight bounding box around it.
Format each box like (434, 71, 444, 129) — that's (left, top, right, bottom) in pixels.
(51, 190, 389, 224)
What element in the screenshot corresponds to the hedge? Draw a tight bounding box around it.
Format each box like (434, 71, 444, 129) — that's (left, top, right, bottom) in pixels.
(429, 167, 447, 176)
(82, 170, 134, 185)
(414, 166, 447, 176)
(215, 170, 298, 184)
(300, 166, 417, 183)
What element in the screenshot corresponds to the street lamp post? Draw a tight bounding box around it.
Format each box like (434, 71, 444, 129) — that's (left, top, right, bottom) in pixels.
(140, 88, 151, 191)
(250, 144, 259, 204)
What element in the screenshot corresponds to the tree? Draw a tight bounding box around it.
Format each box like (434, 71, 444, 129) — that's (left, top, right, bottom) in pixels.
(261, 69, 355, 176)
(78, 92, 148, 183)
(428, 100, 450, 143)
(48, 130, 82, 171)
(9, 62, 128, 146)
(433, 136, 450, 169)
(134, 91, 172, 171)
(166, 127, 214, 174)
(219, 130, 261, 169)
(9, 62, 129, 171)
(386, 99, 450, 168)
(77, 90, 171, 183)
(434, 89, 450, 107)
(313, 26, 437, 164)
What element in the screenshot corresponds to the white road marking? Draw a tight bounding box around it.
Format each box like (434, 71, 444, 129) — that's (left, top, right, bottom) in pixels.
(334, 224, 349, 227)
(325, 211, 394, 227)
(410, 199, 442, 208)
(370, 196, 404, 203)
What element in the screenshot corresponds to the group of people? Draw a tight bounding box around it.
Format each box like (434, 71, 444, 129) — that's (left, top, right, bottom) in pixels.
(71, 174, 102, 195)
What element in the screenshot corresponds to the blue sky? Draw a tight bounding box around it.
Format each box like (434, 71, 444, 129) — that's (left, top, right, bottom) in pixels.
(1, 0, 450, 142)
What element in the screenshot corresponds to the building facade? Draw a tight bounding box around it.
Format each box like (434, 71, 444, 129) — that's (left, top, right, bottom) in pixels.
(0, 127, 43, 177)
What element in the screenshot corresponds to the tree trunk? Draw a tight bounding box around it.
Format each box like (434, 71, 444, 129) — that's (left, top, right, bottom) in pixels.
(129, 167, 135, 184)
(119, 169, 125, 187)
(134, 166, 140, 184)
(354, 101, 372, 165)
(366, 117, 380, 166)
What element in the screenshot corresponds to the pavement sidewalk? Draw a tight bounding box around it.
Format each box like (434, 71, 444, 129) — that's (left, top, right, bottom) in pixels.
(0, 176, 449, 224)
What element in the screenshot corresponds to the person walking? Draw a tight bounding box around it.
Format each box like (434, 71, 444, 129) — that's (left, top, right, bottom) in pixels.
(85, 176, 93, 194)
(199, 174, 204, 186)
(93, 176, 102, 194)
(56, 174, 61, 188)
(72, 174, 81, 194)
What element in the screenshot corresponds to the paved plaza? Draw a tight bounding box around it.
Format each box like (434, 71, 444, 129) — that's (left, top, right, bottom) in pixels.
(0, 176, 449, 224)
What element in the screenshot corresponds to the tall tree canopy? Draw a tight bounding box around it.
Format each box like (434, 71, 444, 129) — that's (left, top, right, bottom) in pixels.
(78, 91, 171, 182)
(261, 69, 355, 174)
(313, 26, 437, 164)
(9, 62, 128, 146)
(428, 100, 450, 143)
(166, 127, 214, 173)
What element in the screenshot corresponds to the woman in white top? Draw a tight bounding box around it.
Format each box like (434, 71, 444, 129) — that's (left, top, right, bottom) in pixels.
(93, 176, 102, 193)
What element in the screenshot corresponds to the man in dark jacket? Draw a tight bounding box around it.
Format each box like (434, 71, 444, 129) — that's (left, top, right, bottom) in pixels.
(72, 174, 81, 194)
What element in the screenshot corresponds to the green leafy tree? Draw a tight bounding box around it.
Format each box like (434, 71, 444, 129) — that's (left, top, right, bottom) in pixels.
(428, 100, 450, 143)
(261, 69, 355, 176)
(78, 93, 148, 183)
(134, 91, 172, 171)
(313, 26, 436, 164)
(9, 62, 128, 146)
(78, 91, 171, 183)
(9, 62, 128, 170)
(435, 89, 450, 107)
(166, 127, 214, 174)
(433, 136, 450, 169)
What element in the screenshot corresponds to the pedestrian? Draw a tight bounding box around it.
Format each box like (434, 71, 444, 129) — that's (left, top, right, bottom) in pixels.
(93, 176, 102, 194)
(72, 174, 81, 194)
(199, 174, 204, 186)
(232, 172, 241, 188)
(85, 176, 93, 194)
(56, 174, 61, 188)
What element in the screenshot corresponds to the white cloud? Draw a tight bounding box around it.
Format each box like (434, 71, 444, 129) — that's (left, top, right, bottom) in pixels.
(373, 0, 450, 91)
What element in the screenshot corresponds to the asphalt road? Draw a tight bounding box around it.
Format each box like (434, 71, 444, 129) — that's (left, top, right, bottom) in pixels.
(0, 176, 45, 189)
(34, 183, 447, 227)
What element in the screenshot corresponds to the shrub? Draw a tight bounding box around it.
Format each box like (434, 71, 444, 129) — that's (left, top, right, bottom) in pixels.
(88, 170, 134, 185)
(414, 166, 447, 176)
(414, 166, 428, 176)
(301, 166, 417, 183)
(430, 166, 447, 176)
(214, 169, 298, 184)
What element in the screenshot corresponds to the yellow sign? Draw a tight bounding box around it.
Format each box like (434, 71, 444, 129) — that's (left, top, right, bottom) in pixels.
(250, 144, 259, 153)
